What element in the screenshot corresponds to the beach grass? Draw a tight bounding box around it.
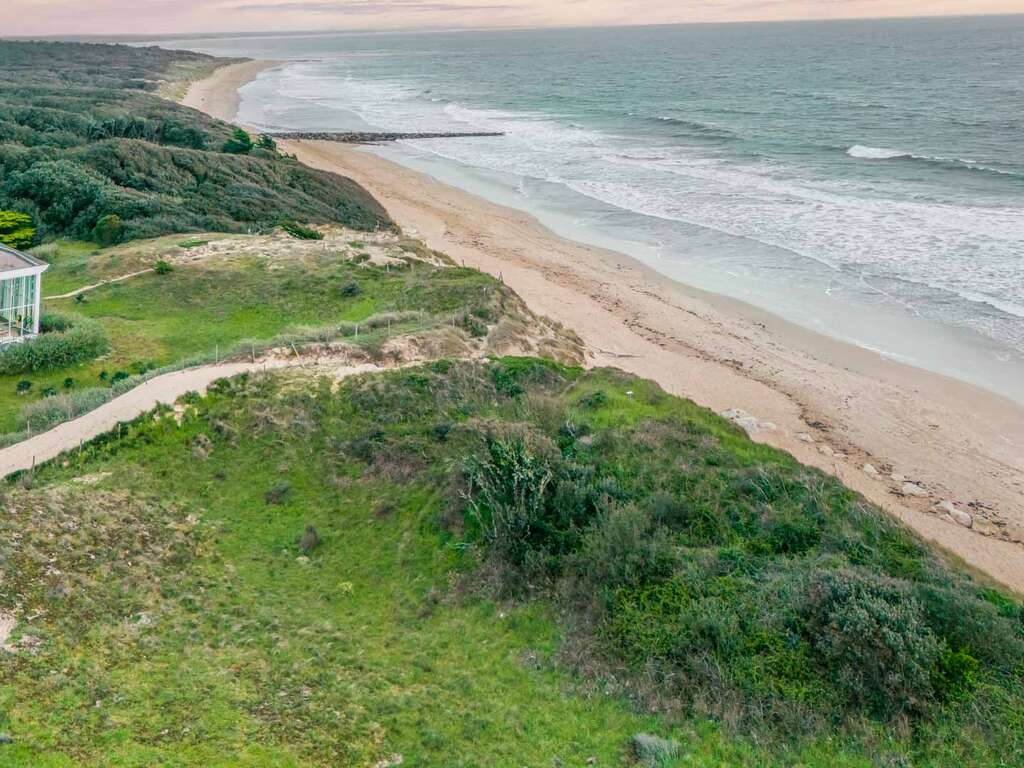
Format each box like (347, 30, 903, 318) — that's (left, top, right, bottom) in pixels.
(1, 360, 1019, 766)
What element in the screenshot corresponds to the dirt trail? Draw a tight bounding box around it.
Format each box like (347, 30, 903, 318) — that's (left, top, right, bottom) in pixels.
(0, 360, 379, 479)
(45, 269, 153, 300)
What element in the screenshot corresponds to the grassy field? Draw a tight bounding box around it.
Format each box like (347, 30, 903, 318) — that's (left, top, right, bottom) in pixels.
(0, 360, 1019, 767)
(0, 233, 568, 435)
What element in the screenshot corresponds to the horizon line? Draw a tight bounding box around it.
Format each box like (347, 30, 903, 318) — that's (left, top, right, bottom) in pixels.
(3, 11, 1023, 43)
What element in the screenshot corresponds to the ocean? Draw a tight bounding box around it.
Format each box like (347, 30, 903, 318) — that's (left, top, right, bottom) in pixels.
(159, 17, 1024, 403)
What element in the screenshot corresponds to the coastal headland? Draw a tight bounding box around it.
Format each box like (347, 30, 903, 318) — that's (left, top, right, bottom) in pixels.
(183, 59, 1024, 591)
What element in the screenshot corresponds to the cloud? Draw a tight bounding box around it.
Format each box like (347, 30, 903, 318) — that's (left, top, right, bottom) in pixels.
(231, 0, 514, 14)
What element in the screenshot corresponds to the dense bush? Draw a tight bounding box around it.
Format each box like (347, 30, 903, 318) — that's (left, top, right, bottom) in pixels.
(464, 428, 558, 567)
(0, 209, 35, 248)
(222, 128, 253, 155)
(279, 219, 324, 240)
(0, 318, 108, 375)
(0, 41, 392, 241)
(38, 312, 73, 333)
(431, 360, 1024, 746)
(92, 213, 124, 245)
(806, 572, 940, 716)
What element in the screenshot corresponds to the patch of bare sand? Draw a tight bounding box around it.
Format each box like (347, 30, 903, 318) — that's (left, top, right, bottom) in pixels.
(0, 613, 16, 653)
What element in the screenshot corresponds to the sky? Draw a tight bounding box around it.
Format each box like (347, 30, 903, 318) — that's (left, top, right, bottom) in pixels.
(5, 0, 1024, 37)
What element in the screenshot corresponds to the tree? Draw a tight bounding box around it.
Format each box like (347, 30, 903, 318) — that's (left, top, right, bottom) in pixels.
(92, 214, 124, 246)
(222, 128, 253, 155)
(0, 211, 36, 249)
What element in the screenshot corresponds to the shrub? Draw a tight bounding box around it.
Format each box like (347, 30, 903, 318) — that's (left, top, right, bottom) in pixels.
(265, 483, 291, 505)
(39, 312, 73, 333)
(0, 210, 36, 248)
(632, 733, 679, 765)
(222, 128, 253, 155)
(129, 360, 156, 375)
(92, 213, 124, 245)
(110, 371, 129, 384)
(464, 429, 557, 566)
(63, 377, 74, 389)
(575, 503, 675, 590)
(153, 259, 173, 275)
(339, 281, 362, 298)
(806, 572, 940, 717)
(0, 319, 108, 375)
(932, 645, 980, 702)
(766, 513, 821, 555)
(459, 314, 488, 338)
(41, 386, 57, 398)
(16, 386, 111, 432)
(15, 380, 31, 394)
(257, 134, 277, 151)
(279, 219, 324, 240)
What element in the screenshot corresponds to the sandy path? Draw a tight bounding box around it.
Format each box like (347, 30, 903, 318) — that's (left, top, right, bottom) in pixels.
(45, 268, 153, 300)
(0, 361, 376, 479)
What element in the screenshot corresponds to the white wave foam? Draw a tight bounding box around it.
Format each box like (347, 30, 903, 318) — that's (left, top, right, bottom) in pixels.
(846, 145, 909, 160)
(258, 63, 1024, 350)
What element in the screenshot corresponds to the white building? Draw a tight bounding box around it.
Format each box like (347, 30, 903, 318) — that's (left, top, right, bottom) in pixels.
(0, 243, 47, 344)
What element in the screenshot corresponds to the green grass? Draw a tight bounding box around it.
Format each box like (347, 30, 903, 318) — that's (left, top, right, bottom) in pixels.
(30, 240, 100, 297)
(0, 237, 503, 433)
(0, 360, 1019, 766)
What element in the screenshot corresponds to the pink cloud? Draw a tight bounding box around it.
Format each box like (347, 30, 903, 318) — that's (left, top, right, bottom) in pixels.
(2, 0, 1022, 36)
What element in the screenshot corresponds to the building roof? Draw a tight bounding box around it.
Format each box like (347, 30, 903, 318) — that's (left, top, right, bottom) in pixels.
(0, 243, 45, 273)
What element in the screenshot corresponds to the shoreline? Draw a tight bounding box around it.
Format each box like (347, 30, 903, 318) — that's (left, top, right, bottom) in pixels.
(182, 60, 1024, 591)
(180, 59, 281, 122)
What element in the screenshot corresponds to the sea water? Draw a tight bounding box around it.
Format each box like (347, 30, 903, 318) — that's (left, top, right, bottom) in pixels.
(159, 17, 1024, 403)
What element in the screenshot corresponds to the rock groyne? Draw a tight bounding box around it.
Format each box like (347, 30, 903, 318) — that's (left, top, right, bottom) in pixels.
(271, 131, 504, 144)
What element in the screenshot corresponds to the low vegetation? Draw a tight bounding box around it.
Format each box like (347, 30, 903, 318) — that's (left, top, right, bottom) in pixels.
(0, 210, 34, 249)
(0, 42, 390, 246)
(0, 232, 579, 435)
(0, 37, 1018, 768)
(0, 313, 107, 376)
(0, 360, 1019, 766)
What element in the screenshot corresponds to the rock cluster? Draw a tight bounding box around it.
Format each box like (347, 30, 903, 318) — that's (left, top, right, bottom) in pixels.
(719, 408, 776, 435)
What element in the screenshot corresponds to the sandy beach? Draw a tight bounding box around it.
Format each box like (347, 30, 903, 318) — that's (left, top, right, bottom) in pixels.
(180, 59, 281, 123)
(183, 62, 1024, 591)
